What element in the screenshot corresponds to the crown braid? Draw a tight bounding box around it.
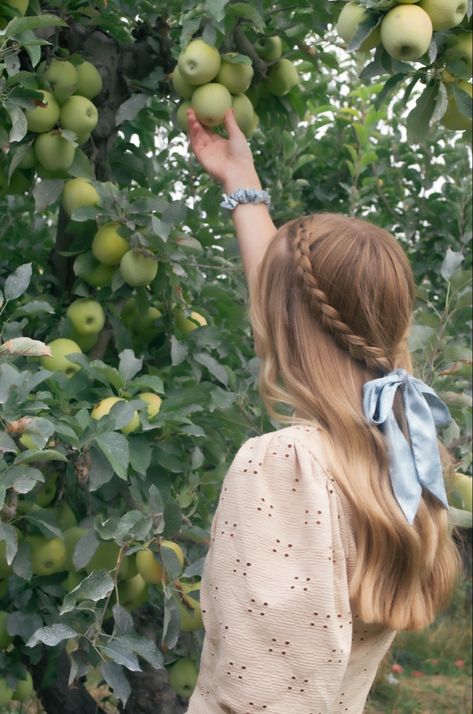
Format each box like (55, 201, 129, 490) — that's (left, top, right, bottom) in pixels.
(292, 219, 393, 373)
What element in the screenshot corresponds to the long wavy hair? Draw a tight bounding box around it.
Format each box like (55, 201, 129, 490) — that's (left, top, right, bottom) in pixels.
(250, 213, 462, 631)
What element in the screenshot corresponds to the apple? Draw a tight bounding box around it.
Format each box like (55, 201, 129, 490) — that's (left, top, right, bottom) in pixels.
(445, 32, 473, 76)
(441, 81, 472, 130)
(28, 535, 67, 576)
(255, 36, 283, 62)
(216, 53, 254, 94)
(91, 396, 140, 434)
(12, 671, 34, 701)
(171, 66, 195, 99)
(176, 100, 191, 131)
(0, 611, 12, 650)
(118, 573, 148, 610)
(43, 59, 78, 104)
(19, 433, 39, 450)
(85, 540, 131, 578)
(63, 526, 88, 571)
(419, 0, 467, 30)
(121, 299, 162, 339)
(0, 678, 14, 706)
(74, 251, 115, 287)
(138, 392, 162, 418)
(161, 539, 185, 569)
(179, 581, 203, 632)
(450, 472, 472, 511)
(119, 250, 158, 286)
(64, 323, 99, 352)
(56, 502, 78, 530)
(60, 95, 99, 137)
(167, 658, 198, 699)
(232, 94, 256, 137)
(4, 0, 29, 14)
(62, 177, 100, 216)
(75, 60, 103, 99)
(191, 82, 232, 127)
(40, 337, 82, 375)
(177, 39, 221, 85)
(265, 58, 299, 96)
(175, 308, 207, 334)
(136, 548, 163, 584)
(336, 2, 382, 52)
(66, 298, 105, 335)
(34, 131, 76, 172)
(380, 5, 433, 61)
(34, 474, 57, 507)
(92, 222, 129, 265)
(25, 90, 60, 133)
(64, 571, 84, 591)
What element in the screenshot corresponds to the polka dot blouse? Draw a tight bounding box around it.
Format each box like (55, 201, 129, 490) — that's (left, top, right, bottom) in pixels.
(185, 425, 396, 714)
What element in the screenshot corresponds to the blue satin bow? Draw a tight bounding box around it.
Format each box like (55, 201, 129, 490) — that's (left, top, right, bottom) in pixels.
(363, 369, 451, 525)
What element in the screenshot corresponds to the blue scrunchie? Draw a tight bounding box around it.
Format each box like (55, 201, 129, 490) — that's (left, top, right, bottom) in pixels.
(363, 368, 451, 525)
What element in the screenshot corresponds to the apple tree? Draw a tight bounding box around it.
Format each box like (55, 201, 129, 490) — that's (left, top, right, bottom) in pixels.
(0, 0, 471, 712)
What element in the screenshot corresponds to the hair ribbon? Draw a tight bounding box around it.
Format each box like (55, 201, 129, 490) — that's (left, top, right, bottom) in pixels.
(363, 369, 451, 525)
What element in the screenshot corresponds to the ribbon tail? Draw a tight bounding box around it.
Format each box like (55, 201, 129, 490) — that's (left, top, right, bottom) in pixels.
(383, 413, 422, 525)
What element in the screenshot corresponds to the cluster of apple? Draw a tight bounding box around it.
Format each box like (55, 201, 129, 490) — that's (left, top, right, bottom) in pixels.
(0, 0, 28, 29)
(172, 36, 299, 135)
(336, 1, 472, 132)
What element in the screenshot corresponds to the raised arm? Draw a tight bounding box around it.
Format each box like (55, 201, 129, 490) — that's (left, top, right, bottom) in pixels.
(187, 108, 277, 296)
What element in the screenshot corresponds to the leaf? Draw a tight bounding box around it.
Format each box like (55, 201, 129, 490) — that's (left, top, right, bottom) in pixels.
(453, 83, 473, 119)
(116, 94, 149, 125)
(88, 444, 115, 491)
(205, 0, 230, 22)
(0, 521, 19, 565)
(112, 605, 135, 637)
(101, 640, 141, 672)
(441, 248, 464, 281)
(4, 464, 44, 493)
(95, 432, 129, 480)
(5, 612, 43, 642)
(194, 352, 228, 386)
(0, 337, 51, 358)
(101, 662, 131, 705)
(118, 349, 143, 382)
(0, 432, 17, 455)
(5, 14, 66, 37)
(60, 569, 114, 615)
(3, 263, 32, 301)
(14, 300, 55, 316)
(227, 2, 265, 29)
(67, 149, 95, 179)
(347, 13, 381, 52)
(27, 624, 78, 648)
(118, 634, 164, 669)
(114, 511, 153, 542)
(33, 179, 64, 211)
(170, 336, 188, 366)
(73, 532, 99, 571)
(406, 80, 439, 144)
(5, 103, 27, 142)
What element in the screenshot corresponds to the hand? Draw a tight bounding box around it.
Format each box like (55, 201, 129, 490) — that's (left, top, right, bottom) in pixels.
(187, 108, 259, 192)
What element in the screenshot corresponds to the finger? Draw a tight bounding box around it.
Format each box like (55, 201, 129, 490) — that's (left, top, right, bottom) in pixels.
(187, 110, 213, 148)
(223, 108, 245, 141)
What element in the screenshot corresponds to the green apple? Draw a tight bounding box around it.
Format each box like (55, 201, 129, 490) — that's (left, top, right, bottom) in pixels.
(60, 95, 98, 137)
(62, 177, 100, 216)
(176, 100, 191, 131)
(64, 571, 84, 591)
(216, 53, 254, 94)
(66, 298, 105, 335)
(177, 39, 221, 85)
(92, 222, 129, 265)
(56, 501, 78, 530)
(43, 59, 78, 104)
(63, 526, 88, 571)
(161, 540, 185, 569)
(63, 322, 99, 352)
(445, 32, 473, 76)
(191, 82, 232, 127)
(12, 671, 34, 701)
(138, 392, 162, 418)
(16, 144, 36, 169)
(91, 396, 140, 434)
(28, 535, 66, 576)
(41, 337, 82, 375)
(136, 548, 163, 584)
(450, 473, 472, 511)
(75, 60, 103, 99)
(85, 540, 132, 580)
(336, 2, 382, 52)
(34, 473, 57, 507)
(175, 309, 207, 334)
(19, 433, 39, 450)
(232, 94, 256, 137)
(255, 36, 283, 62)
(119, 250, 158, 287)
(265, 58, 299, 96)
(0, 678, 14, 706)
(0, 611, 12, 650)
(25, 90, 60, 133)
(171, 66, 195, 99)
(121, 299, 162, 339)
(73, 251, 115, 287)
(179, 581, 203, 632)
(167, 658, 198, 699)
(4, 0, 29, 14)
(419, 0, 467, 30)
(34, 131, 76, 172)
(441, 80, 472, 130)
(380, 5, 433, 61)
(118, 573, 148, 610)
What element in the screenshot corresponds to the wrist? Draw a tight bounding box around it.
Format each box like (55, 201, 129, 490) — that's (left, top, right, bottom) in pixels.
(223, 167, 261, 194)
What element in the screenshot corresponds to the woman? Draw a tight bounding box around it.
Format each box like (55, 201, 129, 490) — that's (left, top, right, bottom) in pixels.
(184, 108, 462, 713)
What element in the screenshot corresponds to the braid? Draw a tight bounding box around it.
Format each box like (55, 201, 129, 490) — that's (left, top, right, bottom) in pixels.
(292, 220, 392, 373)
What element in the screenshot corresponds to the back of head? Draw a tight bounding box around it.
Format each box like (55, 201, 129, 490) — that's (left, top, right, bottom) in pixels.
(250, 213, 462, 631)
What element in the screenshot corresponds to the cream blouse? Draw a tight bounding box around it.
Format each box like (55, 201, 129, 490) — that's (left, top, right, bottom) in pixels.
(186, 424, 396, 714)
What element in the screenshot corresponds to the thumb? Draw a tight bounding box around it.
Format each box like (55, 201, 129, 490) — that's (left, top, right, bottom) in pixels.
(224, 109, 244, 141)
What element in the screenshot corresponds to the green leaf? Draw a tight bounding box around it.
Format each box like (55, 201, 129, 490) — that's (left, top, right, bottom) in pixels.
(0, 521, 19, 565)
(14, 300, 55, 316)
(27, 624, 78, 648)
(33, 179, 64, 211)
(406, 80, 439, 144)
(4, 263, 31, 301)
(101, 661, 131, 705)
(453, 84, 473, 119)
(118, 634, 164, 669)
(95, 432, 129, 480)
(101, 640, 141, 672)
(0, 337, 51, 358)
(118, 349, 143, 382)
(5, 103, 27, 142)
(194, 352, 228, 386)
(227, 2, 265, 29)
(3, 464, 44, 493)
(60, 569, 114, 615)
(116, 94, 149, 125)
(441, 248, 464, 281)
(14, 449, 68, 464)
(6, 14, 67, 38)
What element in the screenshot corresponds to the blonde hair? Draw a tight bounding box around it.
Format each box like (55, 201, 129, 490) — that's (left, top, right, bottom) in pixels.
(250, 213, 462, 631)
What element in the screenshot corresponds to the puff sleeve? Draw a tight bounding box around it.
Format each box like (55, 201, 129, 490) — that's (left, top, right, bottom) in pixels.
(186, 428, 354, 714)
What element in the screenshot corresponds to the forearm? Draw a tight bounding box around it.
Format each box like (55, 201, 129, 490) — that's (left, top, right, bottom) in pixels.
(223, 169, 277, 296)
